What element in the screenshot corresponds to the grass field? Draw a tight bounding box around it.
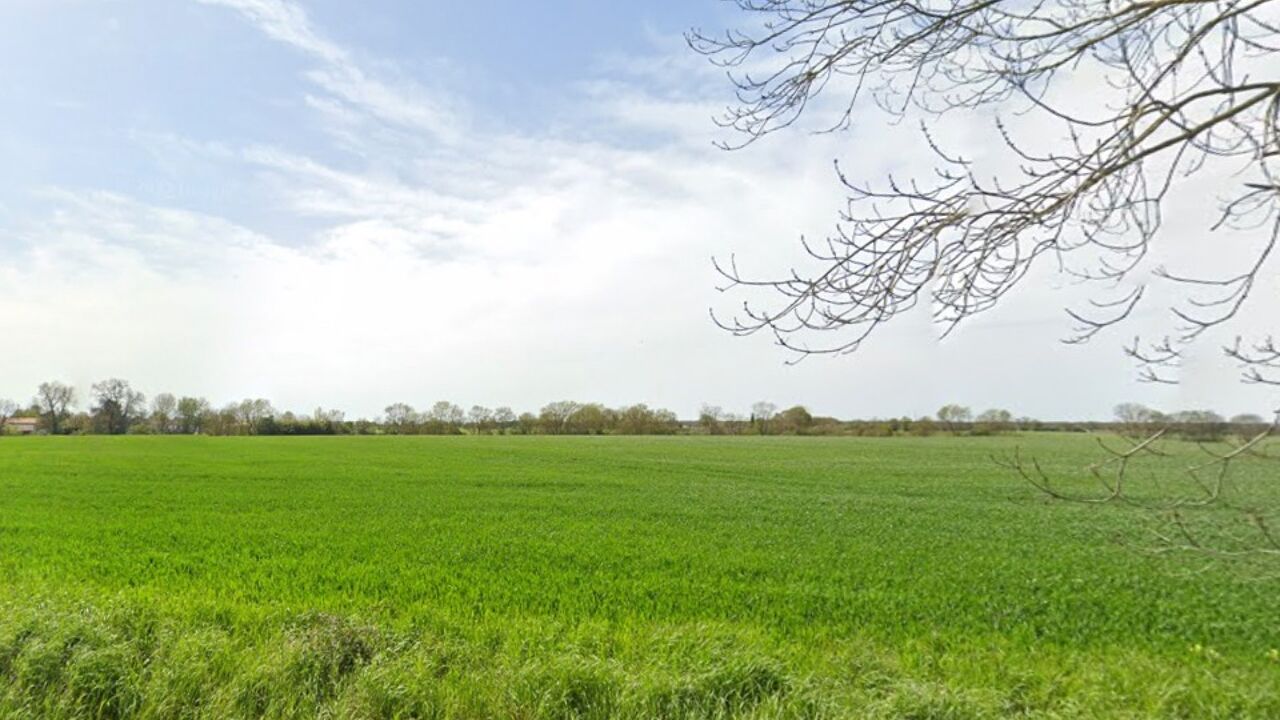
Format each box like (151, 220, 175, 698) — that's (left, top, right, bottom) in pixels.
(0, 435, 1277, 718)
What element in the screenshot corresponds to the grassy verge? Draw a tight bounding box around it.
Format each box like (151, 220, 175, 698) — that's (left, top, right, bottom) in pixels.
(3, 598, 1277, 719)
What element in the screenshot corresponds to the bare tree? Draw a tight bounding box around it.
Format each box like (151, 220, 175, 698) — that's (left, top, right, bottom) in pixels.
(751, 401, 778, 434)
(91, 379, 147, 435)
(1114, 402, 1163, 438)
(467, 405, 495, 434)
(314, 407, 345, 423)
(937, 404, 972, 433)
(975, 408, 1014, 434)
(313, 408, 346, 433)
(384, 403, 418, 434)
(493, 406, 517, 433)
(34, 381, 76, 435)
(691, 1, 1278, 378)
(615, 404, 679, 435)
(232, 398, 276, 435)
(0, 398, 16, 434)
(151, 393, 178, 434)
(516, 412, 539, 435)
(426, 401, 465, 434)
(699, 404, 726, 434)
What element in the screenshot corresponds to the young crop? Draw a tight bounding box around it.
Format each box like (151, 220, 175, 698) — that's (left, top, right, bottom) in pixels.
(0, 436, 1276, 717)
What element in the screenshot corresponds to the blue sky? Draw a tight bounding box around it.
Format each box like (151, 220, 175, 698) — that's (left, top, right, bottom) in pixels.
(0, 1, 717, 229)
(0, 0, 1271, 420)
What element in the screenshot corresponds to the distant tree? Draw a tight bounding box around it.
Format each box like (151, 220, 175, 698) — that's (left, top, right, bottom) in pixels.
(61, 412, 92, 435)
(652, 407, 680, 435)
(1113, 402, 1163, 438)
(569, 403, 611, 435)
(229, 401, 247, 432)
(1228, 413, 1271, 439)
(910, 417, 939, 437)
(977, 408, 1012, 423)
(698, 404, 725, 434)
(0, 398, 16, 434)
(720, 412, 749, 435)
(975, 408, 1014, 435)
(91, 379, 147, 435)
(209, 404, 238, 435)
(615, 404, 679, 435)
(1170, 410, 1229, 442)
(314, 407, 345, 424)
(936, 405, 972, 434)
(492, 406, 517, 433)
(467, 405, 494, 434)
(150, 393, 178, 434)
(516, 412, 538, 435)
(539, 401, 582, 435)
(176, 397, 211, 434)
(384, 403, 418, 434)
(230, 398, 276, 435)
(313, 407, 346, 434)
(425, 401, 465, 434)
(34, 381, 76, 435)
(775, 405, 814, 434)
(1114, 403, 1155, 424)
(751, 401, 778, 434)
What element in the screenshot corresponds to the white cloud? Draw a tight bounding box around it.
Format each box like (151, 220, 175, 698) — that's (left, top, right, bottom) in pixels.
(0, 1, 1273, 421)
(196, 0, 346, 64)
(198, 0, 461, 142)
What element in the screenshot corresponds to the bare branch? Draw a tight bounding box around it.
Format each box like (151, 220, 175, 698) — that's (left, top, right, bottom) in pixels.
(694, 0, 1280, 365)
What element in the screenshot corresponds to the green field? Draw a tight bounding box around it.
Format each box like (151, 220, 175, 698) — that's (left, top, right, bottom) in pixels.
(0, 435, 1276, 718)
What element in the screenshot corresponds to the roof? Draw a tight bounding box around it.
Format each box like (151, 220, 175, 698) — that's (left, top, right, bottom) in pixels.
(5, 417, 38, 426)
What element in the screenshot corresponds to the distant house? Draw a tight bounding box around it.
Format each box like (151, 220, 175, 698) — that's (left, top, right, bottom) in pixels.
(3, 417, 39, 435)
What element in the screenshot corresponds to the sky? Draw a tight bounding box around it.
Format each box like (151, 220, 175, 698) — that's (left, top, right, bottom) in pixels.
(0, 0, 1275, 421)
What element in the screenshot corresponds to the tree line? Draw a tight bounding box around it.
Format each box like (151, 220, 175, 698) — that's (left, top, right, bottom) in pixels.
(1111, 403, 1274, 443)
(0, 379, 1269, 439)
(1, 381, 688, 436)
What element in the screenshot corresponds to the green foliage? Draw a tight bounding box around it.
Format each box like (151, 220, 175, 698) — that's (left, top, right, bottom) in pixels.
(0, 435, 1277, 717)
